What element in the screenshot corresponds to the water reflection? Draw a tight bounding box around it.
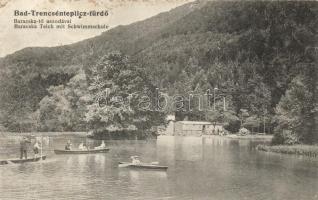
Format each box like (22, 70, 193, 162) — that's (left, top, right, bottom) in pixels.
(0, 134, 317, 200)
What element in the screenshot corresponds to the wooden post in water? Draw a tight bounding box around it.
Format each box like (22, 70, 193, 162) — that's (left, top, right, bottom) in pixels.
(263, 114, 266, 134)
(40, 135, 43, 160)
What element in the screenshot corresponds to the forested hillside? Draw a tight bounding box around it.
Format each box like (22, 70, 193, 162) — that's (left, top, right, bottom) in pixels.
(0, 1, 200, 131)
(0, 1, 317, 143)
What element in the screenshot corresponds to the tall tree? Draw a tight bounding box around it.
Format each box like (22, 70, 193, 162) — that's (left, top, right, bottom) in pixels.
(85, 52, 166, 134)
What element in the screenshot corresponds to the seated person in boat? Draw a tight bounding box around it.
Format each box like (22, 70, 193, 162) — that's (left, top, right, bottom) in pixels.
(33, 140, 41, 158)
(20, 136, 31, 159)
(78, 142, 88, 150)
(65, 140, 72, 150)
(131, 156, 141, 165)
(94, 141, 106, 149)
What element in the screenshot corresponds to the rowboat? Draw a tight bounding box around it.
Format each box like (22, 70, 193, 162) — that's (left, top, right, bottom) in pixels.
(118, 162, 168, 170)
(54, 148, 110, 154)
(0, 155, 46, 165)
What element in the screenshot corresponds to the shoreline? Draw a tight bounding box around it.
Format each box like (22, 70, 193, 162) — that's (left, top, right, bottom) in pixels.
(0, 132, 87, 137)
(256, 144, 318, 158)
(0, 131, 156, 140)
(0, 132, 275, 142)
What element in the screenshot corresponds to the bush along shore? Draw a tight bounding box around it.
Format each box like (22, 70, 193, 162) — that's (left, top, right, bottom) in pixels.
(256, 144, 318, 158)
(88, 129, 158, 140)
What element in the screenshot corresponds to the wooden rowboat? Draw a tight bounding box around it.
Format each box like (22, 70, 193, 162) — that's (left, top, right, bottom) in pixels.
(118, 162, 168, 170)
(54, 148, 110, 154)
(0, 155, 46, 165)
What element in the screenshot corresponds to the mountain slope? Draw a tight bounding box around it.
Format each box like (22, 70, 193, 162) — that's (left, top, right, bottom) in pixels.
(0, 1, 203, 129)
(0, 1, 316, 136)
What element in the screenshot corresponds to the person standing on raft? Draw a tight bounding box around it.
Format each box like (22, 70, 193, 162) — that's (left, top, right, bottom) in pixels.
(33, 140, 41, 158)
(20, 137, 31, 159)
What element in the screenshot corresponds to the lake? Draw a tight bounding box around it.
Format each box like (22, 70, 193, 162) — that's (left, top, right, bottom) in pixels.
(0, 134, 317, 200)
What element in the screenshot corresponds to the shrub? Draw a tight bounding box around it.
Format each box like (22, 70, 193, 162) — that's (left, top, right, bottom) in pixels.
(223, 111, 241, 133)
(272, 130, 300, 145)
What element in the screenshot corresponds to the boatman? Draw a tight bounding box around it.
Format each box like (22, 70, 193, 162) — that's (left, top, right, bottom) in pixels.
(131, 156, 141, 165)
(94, 141, 106, 150)
(20, 136, 31, 159)
(65, 140, 72, 150)
(33, 140, 41, 158)
(78, 141, 88, 150)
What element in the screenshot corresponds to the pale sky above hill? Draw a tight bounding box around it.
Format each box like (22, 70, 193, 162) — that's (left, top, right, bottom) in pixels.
(0, 0, 193, 57)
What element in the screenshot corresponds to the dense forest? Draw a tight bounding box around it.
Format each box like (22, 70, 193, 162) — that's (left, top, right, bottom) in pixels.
(0, 1, 317, 144)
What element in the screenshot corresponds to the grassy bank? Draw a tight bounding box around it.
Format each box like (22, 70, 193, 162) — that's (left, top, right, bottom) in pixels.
(89, 130, 157, 140)
(225, 134, 273, 140)
(257, 144, 318, 157)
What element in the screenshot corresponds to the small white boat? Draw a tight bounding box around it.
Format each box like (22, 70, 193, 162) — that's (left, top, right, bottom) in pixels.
(118, 162, 168, 170)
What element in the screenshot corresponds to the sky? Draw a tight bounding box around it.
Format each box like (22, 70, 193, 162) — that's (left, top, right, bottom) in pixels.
(0, 0, 193, 57)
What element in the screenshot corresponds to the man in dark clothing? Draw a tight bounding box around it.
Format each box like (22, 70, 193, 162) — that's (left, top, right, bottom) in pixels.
(20, 137, 31, 159)
(65, 140, 72, 150)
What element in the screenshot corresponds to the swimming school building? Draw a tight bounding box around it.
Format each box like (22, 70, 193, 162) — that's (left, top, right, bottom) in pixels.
(161, 115, 224, 136)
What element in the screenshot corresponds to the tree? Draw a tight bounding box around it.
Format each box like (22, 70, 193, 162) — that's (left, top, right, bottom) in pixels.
(85, 51, 166, 135)
(274, 68, 318, 144)
(36, 70, 89, 131)
(38, 85, 72, 131)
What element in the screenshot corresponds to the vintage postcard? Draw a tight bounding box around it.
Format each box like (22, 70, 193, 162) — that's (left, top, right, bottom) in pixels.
(0, 0, 317, 199)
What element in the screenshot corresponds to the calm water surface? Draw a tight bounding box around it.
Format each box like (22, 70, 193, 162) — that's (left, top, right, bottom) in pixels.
(0, 134, 317, 200)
